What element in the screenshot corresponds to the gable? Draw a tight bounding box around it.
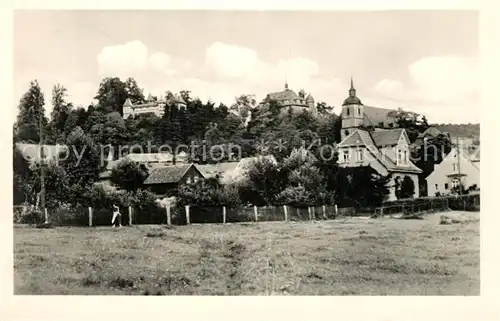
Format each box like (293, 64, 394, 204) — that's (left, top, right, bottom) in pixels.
(338, 130, 365, 147)
(427, 147, 480, 181)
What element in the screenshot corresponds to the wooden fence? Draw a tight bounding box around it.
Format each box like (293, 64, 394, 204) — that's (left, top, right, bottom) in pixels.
(13, 193, 480, 227)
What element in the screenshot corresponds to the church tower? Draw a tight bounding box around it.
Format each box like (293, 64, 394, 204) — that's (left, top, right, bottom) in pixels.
(340, 77, 365, 141)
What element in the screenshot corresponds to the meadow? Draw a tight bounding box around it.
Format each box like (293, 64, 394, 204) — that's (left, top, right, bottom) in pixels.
(14, 211, 480, 295)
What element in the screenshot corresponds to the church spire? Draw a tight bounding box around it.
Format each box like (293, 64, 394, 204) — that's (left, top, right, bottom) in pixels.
(349, 77, 356, 97)
(285, 79, 289, 90)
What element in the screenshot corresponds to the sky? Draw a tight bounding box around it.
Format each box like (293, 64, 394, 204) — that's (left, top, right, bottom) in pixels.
(14, 10, 479, 124)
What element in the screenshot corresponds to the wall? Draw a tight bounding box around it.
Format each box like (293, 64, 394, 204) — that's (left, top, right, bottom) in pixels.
(426, 147, 480, 196)
(338, 146, 389, 176)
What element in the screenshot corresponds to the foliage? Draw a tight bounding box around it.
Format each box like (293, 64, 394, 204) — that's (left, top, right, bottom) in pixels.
(63, 127, 102, 190)
(336, 166, 390, 208)
(14, 80, 48, 143)
(94, 77, 145, 115)
(47, 83, 73, 143)
(399, 175, 416, 199)
(13, 143, 33, 205)
(111, 159, 149, 191)
(177, 177, 241, 207)
(240, 157, 284, 206)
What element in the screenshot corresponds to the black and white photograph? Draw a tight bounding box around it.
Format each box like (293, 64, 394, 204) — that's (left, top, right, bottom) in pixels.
(10, 8, 483, 298)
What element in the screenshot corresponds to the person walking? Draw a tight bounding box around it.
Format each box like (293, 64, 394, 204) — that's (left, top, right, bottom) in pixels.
(111, 204, 122, 227)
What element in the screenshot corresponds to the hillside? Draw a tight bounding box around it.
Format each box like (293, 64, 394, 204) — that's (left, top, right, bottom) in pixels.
(432, 123, 480, 139)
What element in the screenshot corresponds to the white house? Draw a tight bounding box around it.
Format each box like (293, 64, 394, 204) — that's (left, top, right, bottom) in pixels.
(426, 145, 480, 196)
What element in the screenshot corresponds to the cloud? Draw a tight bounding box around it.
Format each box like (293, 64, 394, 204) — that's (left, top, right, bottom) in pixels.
(97, 41, 149, 78)
(408, 56, 478, 103)
(371, 56, 479, 123)
(203, 42, 259, 80)
(97, 40, 180, 79)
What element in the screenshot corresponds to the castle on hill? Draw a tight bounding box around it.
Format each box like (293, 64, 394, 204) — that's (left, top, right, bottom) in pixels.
(122, 93, 187, 119)
(259, 82, 316, 114)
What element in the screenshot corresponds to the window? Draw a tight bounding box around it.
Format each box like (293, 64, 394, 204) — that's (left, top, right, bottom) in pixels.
(444, 183, 449, 190)
(357, 149, 363, 162)
(343, 149, 350, 162)
(186, 176, 192, 184)
(344, 130, 349, 137)
(397, 149, 403, 164)
(194, 175, 199, 183)
(357, 107, 361, 116)
(346, 107, 350, 116)
(435, 184, 438, 191)
(452, 163, 457, 171)
(452, 179, 460, 188)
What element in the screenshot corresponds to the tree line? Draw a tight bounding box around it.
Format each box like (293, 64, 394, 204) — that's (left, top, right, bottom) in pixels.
(13, 77, 455, 213)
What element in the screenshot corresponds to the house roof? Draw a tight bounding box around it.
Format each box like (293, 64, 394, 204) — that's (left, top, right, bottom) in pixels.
(363, 106, 397, 127)
(197, 162, 240, 183)
(15, 143, 68, 163)
(267, 89, 301, 101)
(419, 127, 442, 137)
(199, 155, 278, 185)
(370, 128, 405, 147)
(99, 171, 112, 179)
(106, 152, 188, 170)
(143, 164, 204, 185)
(338, 129, 422, 174)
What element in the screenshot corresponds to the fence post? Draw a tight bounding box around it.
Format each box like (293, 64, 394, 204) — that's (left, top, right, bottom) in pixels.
(88, 207, 93, 227)
(254, 206, 258, 222)
(128, 206, 133, 226)
(322, 205, 326, 219)
(166, 205, 171, 226)
(312, 207, 316, 220)
(223, 206, 227, 224)
(308, 207, 312, 220)
(185, 205, 190, 224)
(334, 204, 338, 217)
(283, 205, 288, 221)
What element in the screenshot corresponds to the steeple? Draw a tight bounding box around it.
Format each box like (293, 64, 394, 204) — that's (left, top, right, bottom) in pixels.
(342, 76, 363, 106)
(285, 81, 289, 90)
(349, 77, 356, 97)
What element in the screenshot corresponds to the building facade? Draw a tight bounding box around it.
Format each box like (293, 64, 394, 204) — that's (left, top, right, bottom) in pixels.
(340, 78, 397, 141)
(426, 145, 480, 196)
(260, 83, 316, 114)
(338, 80, 422, 201)
(122, 93, 187, 119)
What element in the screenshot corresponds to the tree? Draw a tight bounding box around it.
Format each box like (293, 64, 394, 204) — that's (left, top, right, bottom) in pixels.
(336, 166, 390, 208)
(230, 94, 256, 122)
(399, 175, 416, 199)
(178, 177, 240, 207)
(29, 161, 70, 209)
(124, 77, 146, 104)
(111, 159, 149, 191)
(63, 127, 101, 204)
(13, 143, 33, 204)
(94, 77, 132, 115)
(239, 157, 284, 206)
(277, 148, 329, 206)
(14, 80, 48, 143)
(316, 101, 334, 115)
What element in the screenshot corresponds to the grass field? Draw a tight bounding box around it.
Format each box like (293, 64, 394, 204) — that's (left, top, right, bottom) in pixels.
(14, 211, 480, 295)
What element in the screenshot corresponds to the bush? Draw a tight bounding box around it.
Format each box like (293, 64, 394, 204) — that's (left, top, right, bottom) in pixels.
(18, 208, 43, 224)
